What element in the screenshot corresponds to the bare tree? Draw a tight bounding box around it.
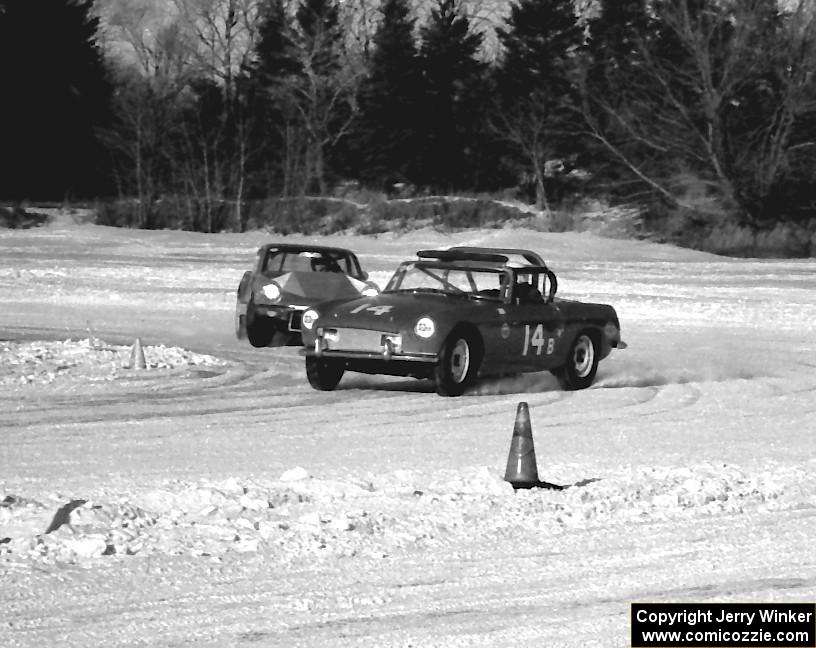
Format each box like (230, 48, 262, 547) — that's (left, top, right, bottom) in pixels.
(101, 0, 266, 231)
(101, 3, 197, 227)
(282, 0, 362, 195)
(170, 0, 264, 230)
(491, 0, 582, 212)
(580, 0, 816, 225)
(173, 0, 260, 91)
(491, 94, 559, 214)
(745, 0, 816, 217)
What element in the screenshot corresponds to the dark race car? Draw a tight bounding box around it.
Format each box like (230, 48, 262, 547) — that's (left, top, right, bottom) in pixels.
(300, 246, 626, 396)
(235, 243, 378, 347)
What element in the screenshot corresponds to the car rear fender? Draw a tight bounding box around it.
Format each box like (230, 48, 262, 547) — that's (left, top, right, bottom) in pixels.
(569, 320, 617, 361)
(558, 303, 623, 360)
(601, 318, 625, 357)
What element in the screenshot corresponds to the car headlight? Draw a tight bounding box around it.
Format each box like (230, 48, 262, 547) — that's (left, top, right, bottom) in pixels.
(302, 309, 319, 330)
(261, 282, 281, 301)
(414, 316, 435, 338)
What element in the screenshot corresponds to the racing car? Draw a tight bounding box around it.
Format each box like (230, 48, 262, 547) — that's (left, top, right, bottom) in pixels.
(235, 243, 378, 347)
(300, 246, 626, 396)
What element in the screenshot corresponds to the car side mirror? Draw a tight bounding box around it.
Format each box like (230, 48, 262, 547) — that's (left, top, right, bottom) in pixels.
(361, 270, 369, 280)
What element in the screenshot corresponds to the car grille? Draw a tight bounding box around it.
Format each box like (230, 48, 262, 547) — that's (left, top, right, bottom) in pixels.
(289, 311, 303, 332)
(325, 328, 389, 352)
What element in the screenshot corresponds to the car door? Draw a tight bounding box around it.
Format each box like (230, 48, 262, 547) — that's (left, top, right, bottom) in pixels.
(503, 302, 565, 370)
(501, 273, 566, 372)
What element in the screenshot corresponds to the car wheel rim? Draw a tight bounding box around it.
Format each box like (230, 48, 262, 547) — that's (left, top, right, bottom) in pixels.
(450, 338, 470, 384)
(573, 335, 594, 378)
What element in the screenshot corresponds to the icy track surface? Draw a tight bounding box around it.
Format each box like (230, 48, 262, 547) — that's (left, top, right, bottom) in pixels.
(1, 217, 815, 647)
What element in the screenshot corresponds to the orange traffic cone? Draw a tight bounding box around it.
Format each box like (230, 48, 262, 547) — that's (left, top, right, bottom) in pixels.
(504, 402, 539, 489)
(130, 337, 147, 370)
(504, 402, 563, 491)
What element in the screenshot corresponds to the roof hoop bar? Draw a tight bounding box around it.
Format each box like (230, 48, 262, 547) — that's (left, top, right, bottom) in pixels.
(446, 246, 546, 267)
(416, 249, 510, 264)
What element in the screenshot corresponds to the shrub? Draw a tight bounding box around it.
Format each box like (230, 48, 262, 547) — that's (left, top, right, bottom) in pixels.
(97, 198, 243, 232)
(241, 197, 365, 235)
(89, 190, 815, 258)
(355, 197, 531, 234)
(0, 204, 50, 229)
(644, 199, 816, 257)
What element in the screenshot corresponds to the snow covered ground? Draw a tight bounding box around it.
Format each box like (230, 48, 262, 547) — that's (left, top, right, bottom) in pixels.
(1, 214, 814, 647)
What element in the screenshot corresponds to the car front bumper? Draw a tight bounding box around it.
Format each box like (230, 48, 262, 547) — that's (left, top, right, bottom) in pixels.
(304, 346, 438, 363)
(303, 326, 438, 364)
(302, 346, 438, 380)
(254, 304, 308, 332)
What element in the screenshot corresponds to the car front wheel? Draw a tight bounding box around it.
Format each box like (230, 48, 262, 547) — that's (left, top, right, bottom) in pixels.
(554, 331, 599, 390)
(245, 298, 275, 347)
(305, 357, 345, 391)
(235, 297, 247, 340)
(434, 330, 480, 397)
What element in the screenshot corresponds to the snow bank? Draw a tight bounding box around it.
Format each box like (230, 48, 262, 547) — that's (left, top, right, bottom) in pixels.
(0, 338, 224, 388)
(2, 462, 812, 567)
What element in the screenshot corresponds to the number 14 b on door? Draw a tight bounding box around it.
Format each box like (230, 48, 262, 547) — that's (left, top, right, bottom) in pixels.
(523, 324, 555, 356)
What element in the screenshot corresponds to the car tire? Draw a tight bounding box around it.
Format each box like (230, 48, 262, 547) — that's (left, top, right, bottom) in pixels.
(246, 298, 274, 348)
(235, 297, 247, 340)
(554, 331, 599, 390)
(235, 273, 252, 340)
(433, 329, 480, 397)
(305, 357, 345, 391)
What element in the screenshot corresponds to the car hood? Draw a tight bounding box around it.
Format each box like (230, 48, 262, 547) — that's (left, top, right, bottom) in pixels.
(254, 271, 367, 304)
(315, 291, 484, 330)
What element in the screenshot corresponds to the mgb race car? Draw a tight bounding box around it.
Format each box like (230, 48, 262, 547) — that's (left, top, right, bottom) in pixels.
(300, 247, 626, 396)
(235, 243, 378, 347)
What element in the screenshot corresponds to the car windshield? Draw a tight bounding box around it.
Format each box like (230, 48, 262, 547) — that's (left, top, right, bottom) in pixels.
(264, 249, 361, 277)
(385, 262, 506, 300)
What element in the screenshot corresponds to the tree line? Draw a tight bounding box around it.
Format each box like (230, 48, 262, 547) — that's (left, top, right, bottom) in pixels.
(1, 0, 815, 236)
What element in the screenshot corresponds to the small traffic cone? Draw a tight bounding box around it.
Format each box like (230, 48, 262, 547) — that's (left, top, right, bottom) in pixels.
(130, 337, 146, 370)
(503, 402, 564, 491)
(504, 402, 539, 489)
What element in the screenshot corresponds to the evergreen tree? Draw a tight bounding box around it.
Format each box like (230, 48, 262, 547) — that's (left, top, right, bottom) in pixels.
(249, 0, 302, 194)
(499, 0, 581, 93)
(254, 0, 301, 86)
(582, 0, 652, 199)
(0, 0, 112, 201)
(417, 0, 485, 190)
(353, 0, 421, 187)
(296, 0, 341, 77)
(249, 0, 354, 196)
(493, 0, 582, 209)
(587, 0, 649, 98)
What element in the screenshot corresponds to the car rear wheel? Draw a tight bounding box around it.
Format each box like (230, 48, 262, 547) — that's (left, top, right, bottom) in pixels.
(305, 357, 345, 391)
(434, 330, 480, 397)
(554, 331, 599, 390)
(246, 298, 274, 348)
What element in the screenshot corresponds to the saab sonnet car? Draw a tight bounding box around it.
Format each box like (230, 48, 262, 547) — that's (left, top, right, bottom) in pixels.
(235, 243, 379, 347)
(299, 246, 626, 396)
